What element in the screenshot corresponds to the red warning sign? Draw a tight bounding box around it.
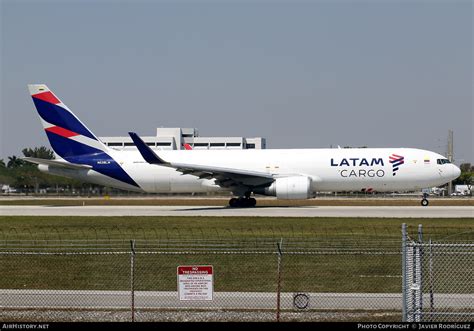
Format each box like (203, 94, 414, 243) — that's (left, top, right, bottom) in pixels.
(177, 266, 214, 301)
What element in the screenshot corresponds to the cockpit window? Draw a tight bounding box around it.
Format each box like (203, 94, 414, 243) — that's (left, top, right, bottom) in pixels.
(437, 159, 451, 165)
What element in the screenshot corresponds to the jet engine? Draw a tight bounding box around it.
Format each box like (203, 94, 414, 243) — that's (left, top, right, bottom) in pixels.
(260, 176, 312, 199)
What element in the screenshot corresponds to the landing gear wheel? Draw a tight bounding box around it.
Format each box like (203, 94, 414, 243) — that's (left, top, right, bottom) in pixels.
(421, 198, 429, 207)
(229, 198, 239, 208)
(228, 197, 257, 208)
(248, 197, 257, 207)
(237, 197, 248, 207)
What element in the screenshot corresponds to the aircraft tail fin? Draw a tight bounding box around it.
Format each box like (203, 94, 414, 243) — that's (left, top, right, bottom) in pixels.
(28, 84, 109, 159)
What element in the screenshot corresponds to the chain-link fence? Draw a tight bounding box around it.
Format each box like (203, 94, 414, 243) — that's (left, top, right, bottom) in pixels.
(402, 224, 474, 322)
(1, 238, 403, 322)
(1, 228, 472, 322)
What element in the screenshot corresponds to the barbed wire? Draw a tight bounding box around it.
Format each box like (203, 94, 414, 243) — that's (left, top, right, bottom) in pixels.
(1, 225, 472, 242)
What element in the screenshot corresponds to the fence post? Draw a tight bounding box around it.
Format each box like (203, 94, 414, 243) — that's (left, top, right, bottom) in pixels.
(130, 239, 136, 322)
(429, 237, 434, 319)
(417, 224, 423, 322)
(402, 223, 407, 322)
(276, 238, 283, 322)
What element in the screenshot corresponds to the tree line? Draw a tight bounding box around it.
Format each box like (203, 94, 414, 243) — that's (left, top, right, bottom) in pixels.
(0, 147, 106, 195)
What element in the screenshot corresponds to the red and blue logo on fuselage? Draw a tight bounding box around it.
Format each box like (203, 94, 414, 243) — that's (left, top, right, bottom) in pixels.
(389, 154, 404, 176)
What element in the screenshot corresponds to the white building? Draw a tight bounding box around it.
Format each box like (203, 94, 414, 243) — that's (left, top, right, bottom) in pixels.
(1, 184, 17, 193)
(99, 128, 266, 151)
(454, 185, 471, 196)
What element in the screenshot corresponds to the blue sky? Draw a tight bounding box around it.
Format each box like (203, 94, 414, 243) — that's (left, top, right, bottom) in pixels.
(1, 0, 472, 163)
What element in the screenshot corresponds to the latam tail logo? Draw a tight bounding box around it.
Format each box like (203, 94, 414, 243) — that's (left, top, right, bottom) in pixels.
(29, 84, 139, 188)
(389, 154, 404, 176)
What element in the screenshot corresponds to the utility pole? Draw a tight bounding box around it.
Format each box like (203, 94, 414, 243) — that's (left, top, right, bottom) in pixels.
(447, 130, 454, 195)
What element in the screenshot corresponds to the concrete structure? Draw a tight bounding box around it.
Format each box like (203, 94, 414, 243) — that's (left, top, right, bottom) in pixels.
(100, 128, 266, 151)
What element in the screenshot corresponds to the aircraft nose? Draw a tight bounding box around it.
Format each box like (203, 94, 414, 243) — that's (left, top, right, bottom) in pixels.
(452, 164, 461, 179)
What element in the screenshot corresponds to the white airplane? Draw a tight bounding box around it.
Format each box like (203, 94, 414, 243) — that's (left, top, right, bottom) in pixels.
(25, 84, 460, 207)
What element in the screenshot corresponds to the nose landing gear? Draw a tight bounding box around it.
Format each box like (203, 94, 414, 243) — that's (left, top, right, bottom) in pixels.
(421, 193, 429, 207)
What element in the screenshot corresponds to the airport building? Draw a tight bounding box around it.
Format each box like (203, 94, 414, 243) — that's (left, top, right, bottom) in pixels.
(100, 128, 266, 151)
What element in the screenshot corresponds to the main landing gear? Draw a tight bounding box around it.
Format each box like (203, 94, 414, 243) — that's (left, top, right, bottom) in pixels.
(421, 193, 429, 207)
(229, 197, 257, 208)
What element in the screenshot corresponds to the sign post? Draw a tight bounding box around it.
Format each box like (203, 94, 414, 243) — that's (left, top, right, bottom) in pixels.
(177, 266, 214, 301)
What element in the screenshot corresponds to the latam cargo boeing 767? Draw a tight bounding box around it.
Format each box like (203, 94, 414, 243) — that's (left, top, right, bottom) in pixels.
(25, 84, 460, 207)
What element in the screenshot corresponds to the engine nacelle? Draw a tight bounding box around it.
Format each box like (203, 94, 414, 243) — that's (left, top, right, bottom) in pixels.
(262, 176, 312, 200)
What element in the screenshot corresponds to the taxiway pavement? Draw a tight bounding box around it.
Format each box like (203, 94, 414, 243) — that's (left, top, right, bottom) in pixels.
(1, 205, 472, 218)
(1, 289, 472, 310)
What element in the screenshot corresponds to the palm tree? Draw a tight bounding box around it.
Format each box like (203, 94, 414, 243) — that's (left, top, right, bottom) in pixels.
(7, 156, 24, 168)
(22, 146, 54, 159)
(0, 159, 5, 168)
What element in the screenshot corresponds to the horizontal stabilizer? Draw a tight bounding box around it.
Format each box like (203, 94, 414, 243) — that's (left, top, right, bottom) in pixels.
(23, 157, 92, 170)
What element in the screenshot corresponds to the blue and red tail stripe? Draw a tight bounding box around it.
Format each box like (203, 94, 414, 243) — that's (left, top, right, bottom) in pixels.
(32, 96, 97, 141)
(30, 86, 140, 189)
(32, 91, 61, 104)
(45, 126, 80, 138)
(46, 133, 139, 188)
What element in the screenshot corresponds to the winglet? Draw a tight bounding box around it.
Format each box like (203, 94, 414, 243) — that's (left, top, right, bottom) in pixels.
(128, 132, 169, 165)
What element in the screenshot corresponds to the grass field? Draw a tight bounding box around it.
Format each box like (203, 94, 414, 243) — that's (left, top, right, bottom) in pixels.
(0, 216, 472, 294)
(0, 216, 473, 241)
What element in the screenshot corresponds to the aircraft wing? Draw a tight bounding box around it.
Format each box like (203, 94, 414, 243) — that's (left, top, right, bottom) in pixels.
(129, 132, 274, 189)
(23, 157, 93, 170)
(171, 163, 274, 188)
